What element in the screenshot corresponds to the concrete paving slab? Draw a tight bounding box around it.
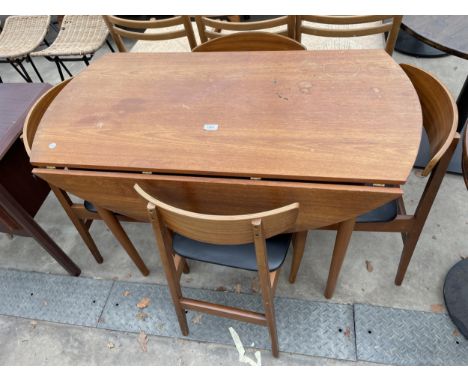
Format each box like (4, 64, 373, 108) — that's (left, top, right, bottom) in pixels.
(355, 304, 468, 365)
(98, 281, 356, 361)
(0, 314, 373, 365)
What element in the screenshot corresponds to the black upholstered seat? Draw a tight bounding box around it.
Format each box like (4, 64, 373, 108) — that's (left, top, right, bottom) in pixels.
(84, 200, 97, 213)
(172, 233, 292, 271)
(356, 200, 398, 223)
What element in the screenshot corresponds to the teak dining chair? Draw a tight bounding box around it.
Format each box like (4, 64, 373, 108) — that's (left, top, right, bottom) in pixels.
(192, 31, 306, 52)
(102, 16, 197, 52)
(195, 16, 296, 44)
(135, 184, 301, 357)
(295, 16, 402, 55)
(23, 80, 150, 276)
(289, 64, 459, 298)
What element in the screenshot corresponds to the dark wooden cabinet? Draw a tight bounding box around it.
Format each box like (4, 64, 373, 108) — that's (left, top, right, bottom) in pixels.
(0, 84, 80, 275)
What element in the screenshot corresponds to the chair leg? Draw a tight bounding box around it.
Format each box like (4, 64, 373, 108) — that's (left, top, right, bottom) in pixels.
(54, 57, 65, 81)
(324, 218, 355, 299)
(59, 59, 72, 77)
(253, 223, 279, 357)
(95, 206, 150, 276)
(182, 258, 190, 274)
(289, 230, 308, 283)
(260, 274, 279, 357)
(148, 206, 189, 336)
(160, 255, 189, 336)
(27, 56, 44, 82)
(105, 39, 115, 52)
(50, 185, 103, 264)
(8, 59, 32, 82)
(394, 225, 424, 285)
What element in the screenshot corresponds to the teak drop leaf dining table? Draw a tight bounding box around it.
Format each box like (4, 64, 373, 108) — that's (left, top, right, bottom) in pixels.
(29, 50, 422, 295)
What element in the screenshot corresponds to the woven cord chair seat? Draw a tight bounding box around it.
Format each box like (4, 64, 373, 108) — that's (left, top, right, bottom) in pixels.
(31, 16, 109, 57)
(300, 21, 386, 50)
(0, 15, 50, 59)
(130, 21, 200, 52)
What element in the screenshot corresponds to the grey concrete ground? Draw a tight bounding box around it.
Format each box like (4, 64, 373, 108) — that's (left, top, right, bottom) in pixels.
(0, 18, 467, 365)
(0, 315, 378, 365)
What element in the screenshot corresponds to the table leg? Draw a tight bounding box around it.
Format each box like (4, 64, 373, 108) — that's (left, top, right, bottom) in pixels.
(0, 184, 80, 276)
(324, 218, 355, 299)
(95, 206, 150, 276)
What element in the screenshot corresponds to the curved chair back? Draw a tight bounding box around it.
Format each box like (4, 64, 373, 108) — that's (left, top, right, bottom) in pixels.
(463, 123, 468, 189)
(195, 16, 295, 43)
(23, 79, 72, 156)
(103, 16, 197, 52)
(0, 15, 51, 57)
(134, 184, 299, 245)
(400, 64, 458, 176)
(192, 31, 306, 52)
(295, 15, 402, 55)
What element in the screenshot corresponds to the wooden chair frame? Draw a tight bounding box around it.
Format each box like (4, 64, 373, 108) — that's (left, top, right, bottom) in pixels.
(23, 80, 150, 276)
(103, 16, 197, 52)
(289, 64, 459, 298)
(192, 31, 306, 52)
(135, 183, 300, 357)
(295, 15, 403, 55)
(195, 16, 296, 43)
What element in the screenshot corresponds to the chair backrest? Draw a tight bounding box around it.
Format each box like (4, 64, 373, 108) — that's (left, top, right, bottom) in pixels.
(23, 79, 72, 156)
(103, 16, 197, 52)
(295, 16, 402, 55)
(54, 16, 109, 50)
(192, 31, 306, 52)
(195, 16, 296, 43)
(134, 184, 299, 245)
(0, 15, 50, 55)
(400, 64, 458, 176)
(463, 122, 468, 189)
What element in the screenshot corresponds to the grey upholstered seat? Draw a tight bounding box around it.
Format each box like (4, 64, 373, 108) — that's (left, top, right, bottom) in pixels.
(356, 200, 398, 223)
(173, 233, 292, 271)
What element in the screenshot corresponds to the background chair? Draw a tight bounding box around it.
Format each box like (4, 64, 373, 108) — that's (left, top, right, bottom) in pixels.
(192, 31, 306, 52)
(135, 184, 302, 357)
(195, 16, 296, 44)
(103, 16, 197, 52)
(0, 15, 50, 83)
(290, 64, 459, 298)
(23, 80, 150, 276)
(31, 16, 112, 81)
(295, 16, 402, 55)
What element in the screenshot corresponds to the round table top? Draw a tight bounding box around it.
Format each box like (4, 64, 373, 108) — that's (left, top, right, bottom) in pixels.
(401, 16, 468, 59)
(32, 51, 422, 185)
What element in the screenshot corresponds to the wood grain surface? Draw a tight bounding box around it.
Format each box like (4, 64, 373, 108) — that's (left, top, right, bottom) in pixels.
(31, 50, 422, 185)
(34, 168, 403, 232)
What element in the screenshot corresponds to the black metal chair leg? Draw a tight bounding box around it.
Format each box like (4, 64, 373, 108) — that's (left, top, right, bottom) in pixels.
(27, 55, 44, 83)
(54, 57, 65, 81)
(8, 59, 32, 82)
(58, 58, 73, 77)
(17, 60, 33, 82)
(83, 55, 90, 66)
(105, 39, 115, 52)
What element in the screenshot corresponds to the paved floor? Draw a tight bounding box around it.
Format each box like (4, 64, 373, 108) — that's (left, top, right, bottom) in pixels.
(0, 17, 467, 365)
